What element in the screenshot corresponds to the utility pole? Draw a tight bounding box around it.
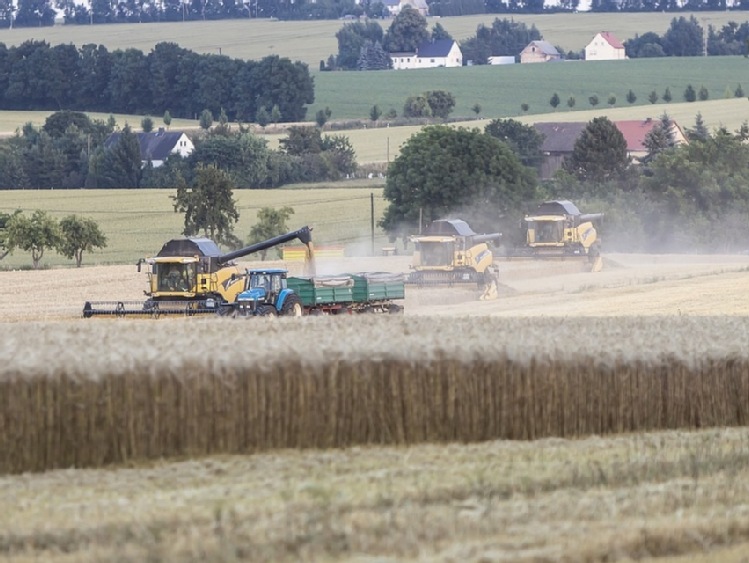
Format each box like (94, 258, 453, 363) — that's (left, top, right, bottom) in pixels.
(370, 192, 375, 256)
(702, 18, 708, 57)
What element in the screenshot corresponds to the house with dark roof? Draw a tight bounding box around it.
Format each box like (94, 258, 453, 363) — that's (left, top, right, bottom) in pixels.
(533, 122, 588, 179)
(533, 119, 687, 179)
(519, 40, 561, 64)
(585, 32, 626, 61)
(104, 129, 194, 168)
(390, 39, 462, 70)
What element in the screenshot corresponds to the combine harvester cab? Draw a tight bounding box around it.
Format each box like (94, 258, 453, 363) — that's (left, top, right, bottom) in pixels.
(82, 227, 314, 318)
(518, 200, 604, 273)
(407, 219, 500, 299)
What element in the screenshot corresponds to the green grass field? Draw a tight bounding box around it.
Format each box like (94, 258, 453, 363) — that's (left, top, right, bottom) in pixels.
(0, 12, 741, 68)
(0, 111, 198, 136)
(312, 55, 749, 120)
(0, 185, 388, 268)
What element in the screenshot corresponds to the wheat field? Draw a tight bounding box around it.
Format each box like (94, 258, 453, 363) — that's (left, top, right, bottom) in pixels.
(2, 254, 749, 560)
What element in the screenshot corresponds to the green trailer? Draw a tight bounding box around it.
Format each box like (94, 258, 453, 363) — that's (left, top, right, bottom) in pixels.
(348, 272, 405, 303)
(286, 275, 354, 314)
(286, 273, 404, 314)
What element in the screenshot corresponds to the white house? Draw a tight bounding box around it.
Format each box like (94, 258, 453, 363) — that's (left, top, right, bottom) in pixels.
(104, 129, 194, 168)
(391, 39, 462, 70)
(585, 31, 626, 61)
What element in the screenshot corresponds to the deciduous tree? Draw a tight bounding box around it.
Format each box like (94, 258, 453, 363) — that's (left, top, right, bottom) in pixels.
(424, 90, 455, 119)
(384, 6, 429, 53)
(0, 210, 21, 261)
(336, 21, 385, 70)
(6, 210, 61, 269)
(247, 206, 295, 259)
(57, 215, 107, 267)
(172, 165, 240, 246)
(380, 126, 536, 236)
(484, 118, 545, 169)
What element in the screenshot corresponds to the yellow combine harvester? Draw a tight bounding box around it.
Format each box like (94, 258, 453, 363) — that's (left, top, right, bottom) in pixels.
(82, 227, 315, 317)
(509, 200, 603, 272)
(407, 219, 501, 299)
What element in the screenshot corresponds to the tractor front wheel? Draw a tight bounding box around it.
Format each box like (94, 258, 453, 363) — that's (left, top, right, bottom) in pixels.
(281, 294, 304, 317)
(256, 304, 278, 317)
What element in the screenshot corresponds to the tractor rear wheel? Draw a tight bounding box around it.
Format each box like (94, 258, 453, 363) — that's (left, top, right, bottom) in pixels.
(281, 294, 304, 317)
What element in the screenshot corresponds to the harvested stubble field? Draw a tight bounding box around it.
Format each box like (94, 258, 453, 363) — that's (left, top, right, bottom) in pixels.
(2, 253, 749, 561)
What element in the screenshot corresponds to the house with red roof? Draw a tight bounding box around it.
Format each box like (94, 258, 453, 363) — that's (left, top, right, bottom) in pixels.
(533, 118, 687, 179)
(585, 32, 626, 61)
(614, 118, 688, 159)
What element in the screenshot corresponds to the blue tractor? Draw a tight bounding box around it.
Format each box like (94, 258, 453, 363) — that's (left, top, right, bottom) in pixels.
(233, 268, 304, 317)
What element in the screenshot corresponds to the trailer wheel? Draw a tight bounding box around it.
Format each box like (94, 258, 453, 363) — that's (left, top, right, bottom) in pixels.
(281, 294, 304, 317)
(388, 304, 404, 315)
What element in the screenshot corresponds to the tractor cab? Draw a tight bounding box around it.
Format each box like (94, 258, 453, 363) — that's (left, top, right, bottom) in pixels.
(244, 269, 287, 302)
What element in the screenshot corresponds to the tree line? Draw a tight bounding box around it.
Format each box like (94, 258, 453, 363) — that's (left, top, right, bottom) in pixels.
(626, 15, 749, 57)
(4, 0, 749, 28)
(380, 115, 749, 253)
(0, 111, 357, 190)
(0, 40, 314, 122)
(332, 11, 749, 70)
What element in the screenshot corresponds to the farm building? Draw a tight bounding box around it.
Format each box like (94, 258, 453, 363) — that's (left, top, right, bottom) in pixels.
(585, 32, 626, 61)
(533, 119, 687, 179)
(488, 56, 516, 65)
(390, 39, 462, 70)
(519, 40, 561, 64)
(104, 129, 194, 168)
(533, 122, 588, 179)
